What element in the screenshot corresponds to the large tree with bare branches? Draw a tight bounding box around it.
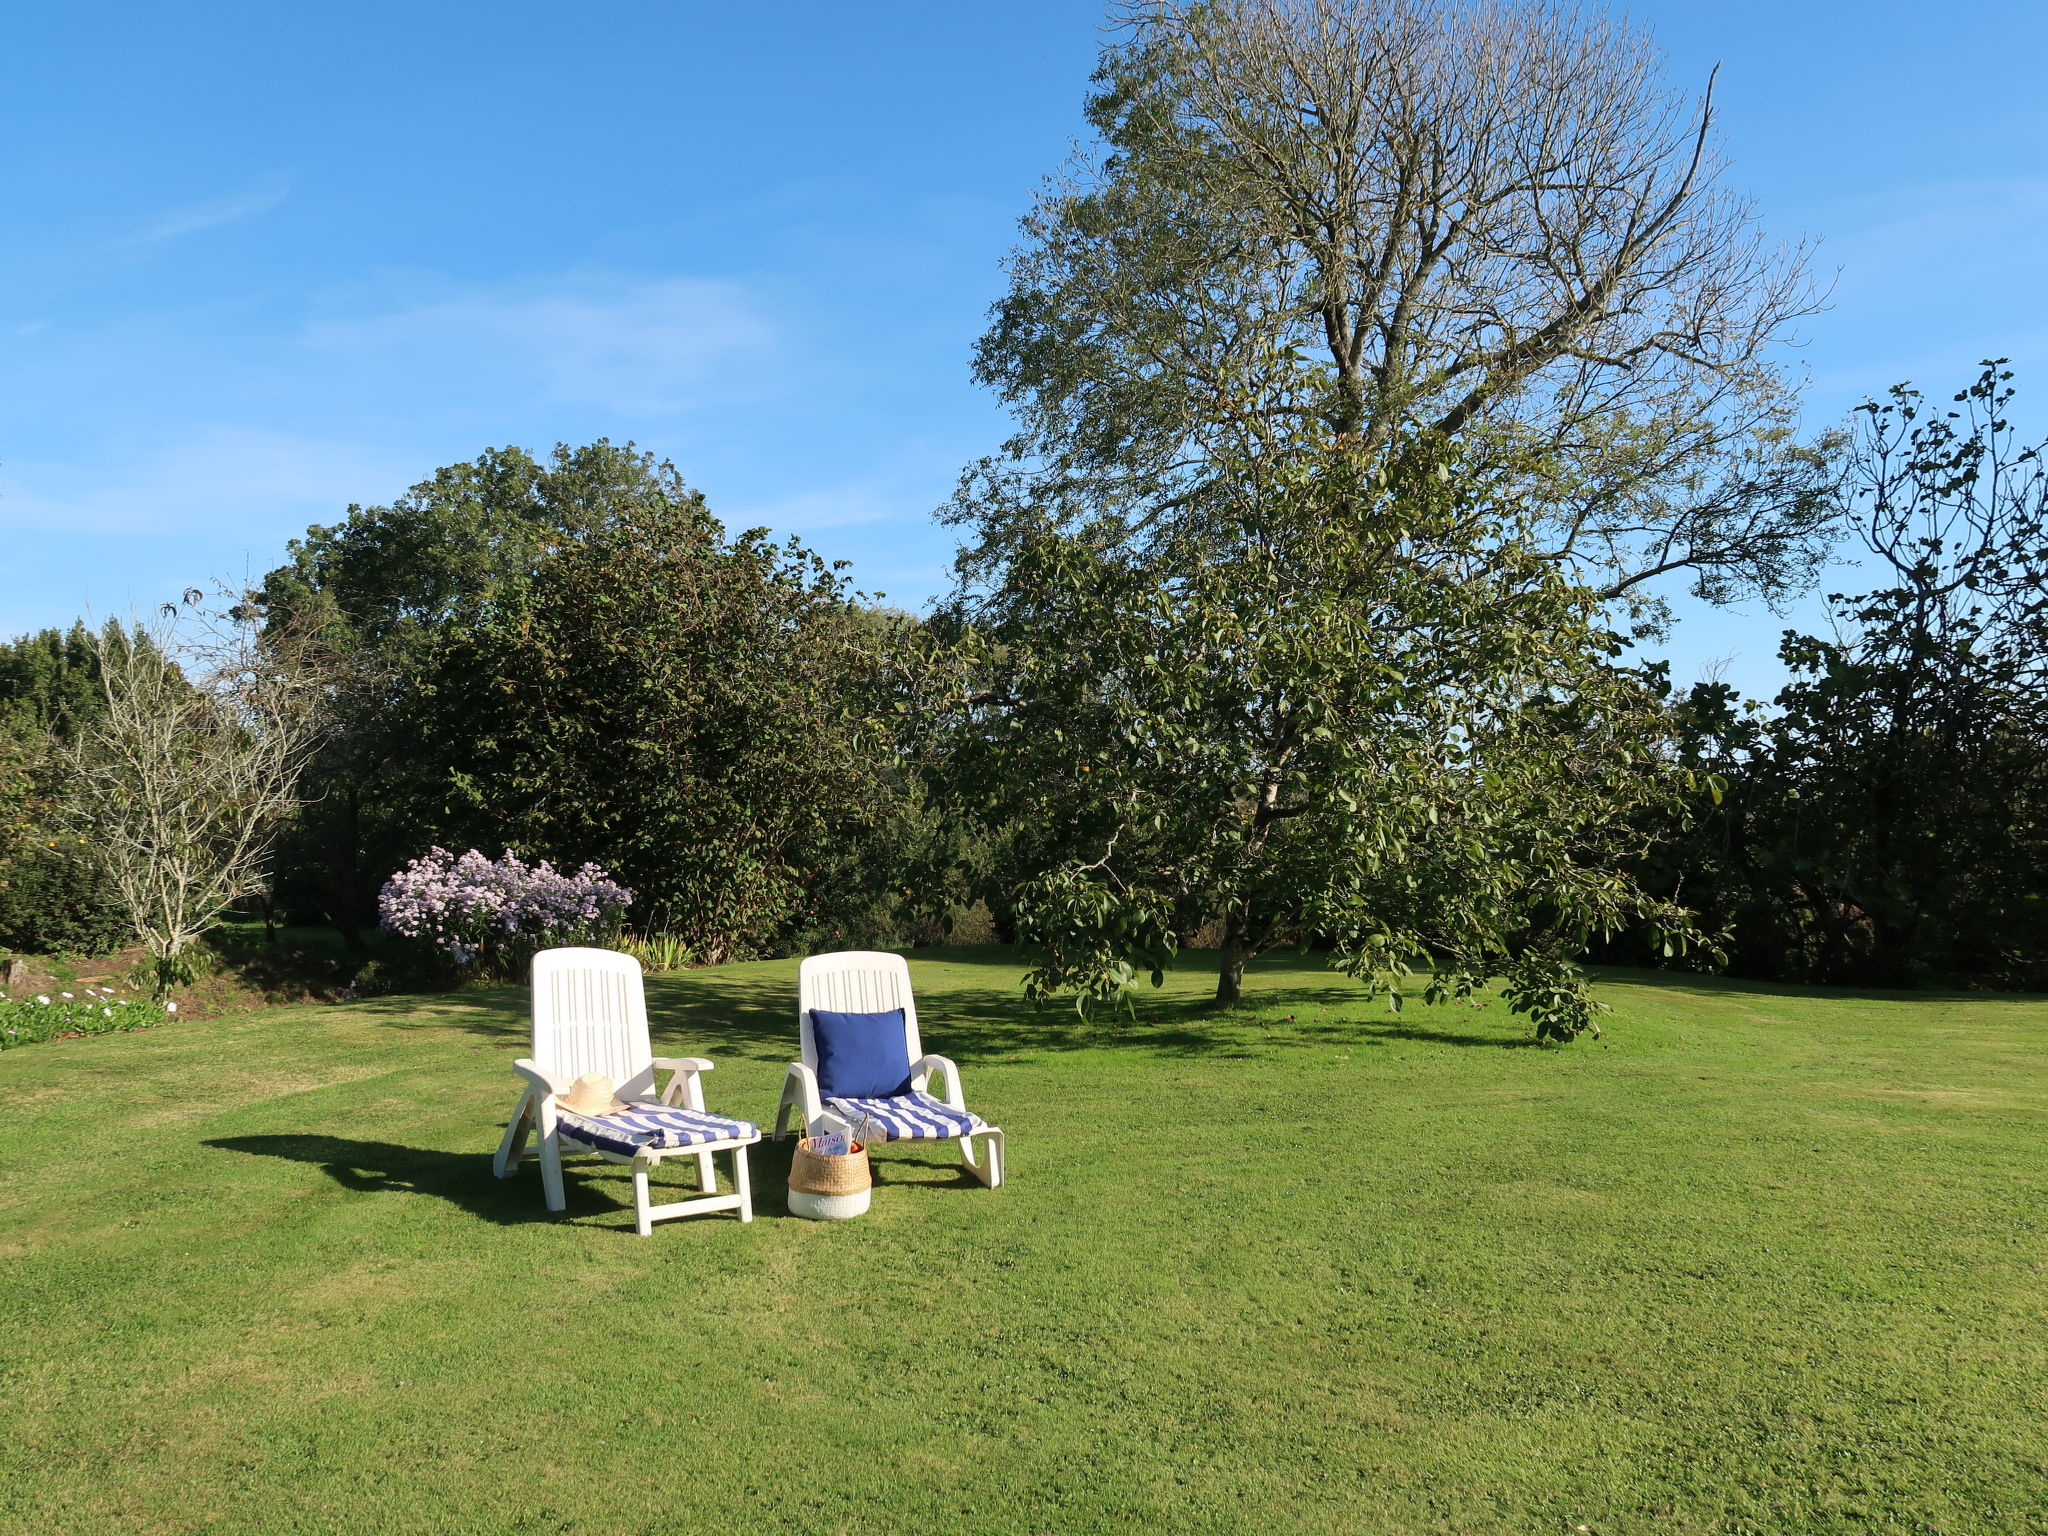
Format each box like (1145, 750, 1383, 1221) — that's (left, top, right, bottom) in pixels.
(955, 0, 1834, 606)
(933, 0, 1803, 1020)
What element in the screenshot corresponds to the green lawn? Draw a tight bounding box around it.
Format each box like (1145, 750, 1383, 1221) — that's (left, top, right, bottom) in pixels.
(2, 948, 2045, 1534)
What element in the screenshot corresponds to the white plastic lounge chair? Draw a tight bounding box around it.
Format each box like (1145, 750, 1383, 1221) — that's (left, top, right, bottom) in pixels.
(774, 950, 1004, 1187)
(493, 946, 759, 1233)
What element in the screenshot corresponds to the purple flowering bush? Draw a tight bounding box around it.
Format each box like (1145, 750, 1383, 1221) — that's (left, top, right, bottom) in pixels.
(378, 847, 633, 978)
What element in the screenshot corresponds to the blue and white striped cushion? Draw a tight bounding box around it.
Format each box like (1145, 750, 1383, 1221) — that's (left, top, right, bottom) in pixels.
(555, 1104, 759, 1157)
(824, 1091, 986, 1141)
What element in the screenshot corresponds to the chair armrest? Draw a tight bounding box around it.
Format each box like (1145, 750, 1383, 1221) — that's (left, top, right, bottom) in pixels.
(652, 1057, 712, 1110)
(512, 1058, 569, 1096)
(778, 1061, 828, 1134)
(908, 1053, 966, 1110)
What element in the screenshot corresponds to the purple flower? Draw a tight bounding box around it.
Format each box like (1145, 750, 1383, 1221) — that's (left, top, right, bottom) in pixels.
(377, 847, 633, 969)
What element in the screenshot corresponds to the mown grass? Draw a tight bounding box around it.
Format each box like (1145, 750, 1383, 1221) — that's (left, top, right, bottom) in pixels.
(1, 947, 2044, 1534)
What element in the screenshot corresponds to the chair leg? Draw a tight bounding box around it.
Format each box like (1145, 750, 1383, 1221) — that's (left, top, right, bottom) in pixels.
(538, 1131, 567, 1212)
(493, 1091, 534, 1178)
(962, 1129, 1004, 1188)
(695, 1150, 717, 1192)
(632, 1159, 653, 1237)
(773, 1083, 795, 1141)
(734, 1145, 754, 1222)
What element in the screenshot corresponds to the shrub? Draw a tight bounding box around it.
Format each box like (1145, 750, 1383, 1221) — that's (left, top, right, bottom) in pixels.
(377, 847, 631, 980)
(619, 931, 694, 973)
(0, 842, 129, 956)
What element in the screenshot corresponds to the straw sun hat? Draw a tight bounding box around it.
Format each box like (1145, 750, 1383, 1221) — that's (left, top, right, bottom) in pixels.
(558, 1073, 630, 1116)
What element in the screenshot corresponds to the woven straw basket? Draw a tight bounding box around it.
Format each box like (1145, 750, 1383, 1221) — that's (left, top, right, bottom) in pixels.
(789, 1141, 872, 1197)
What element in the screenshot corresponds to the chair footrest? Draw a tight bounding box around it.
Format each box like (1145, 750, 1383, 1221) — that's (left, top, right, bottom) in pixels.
(642, 1191, 746, 1222)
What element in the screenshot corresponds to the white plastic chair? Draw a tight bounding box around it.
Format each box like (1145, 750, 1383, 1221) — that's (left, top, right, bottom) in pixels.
(774, 950, 1004, 1187)
(493, 946, 758, 1233)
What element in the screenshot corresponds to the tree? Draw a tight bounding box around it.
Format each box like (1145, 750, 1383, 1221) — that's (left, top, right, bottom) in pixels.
(262, 443, 922, 963)
(926, 436, 1703, 1029)
(403, 493, 912, 959)
(957, 0, 1835, 612)
(0, 623, 149, 955)
(64, 600, 326, 994)
(1614, 364, 2048, 988)
(932, 0, 1783, 1023)
(259, 442, 693, 947)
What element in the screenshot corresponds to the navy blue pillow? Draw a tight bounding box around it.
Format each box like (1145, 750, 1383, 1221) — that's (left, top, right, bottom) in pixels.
(809, 1007, 913, 1098)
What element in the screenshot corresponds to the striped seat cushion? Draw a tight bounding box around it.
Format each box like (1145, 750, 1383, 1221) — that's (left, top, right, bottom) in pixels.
(555, 1105, 759, 1157)
(824, 1091, 986, 1142)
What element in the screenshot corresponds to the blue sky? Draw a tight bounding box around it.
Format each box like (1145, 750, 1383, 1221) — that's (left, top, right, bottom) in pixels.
(6, 1, 2047, 700)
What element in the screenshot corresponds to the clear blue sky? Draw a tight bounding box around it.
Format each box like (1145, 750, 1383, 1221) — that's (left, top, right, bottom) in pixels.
(6, 1, 2046, 700)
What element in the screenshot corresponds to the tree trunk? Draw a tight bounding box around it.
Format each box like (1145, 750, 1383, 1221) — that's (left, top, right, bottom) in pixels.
(333, 782, 370, 955)
(1216, 907, 1254, 1003)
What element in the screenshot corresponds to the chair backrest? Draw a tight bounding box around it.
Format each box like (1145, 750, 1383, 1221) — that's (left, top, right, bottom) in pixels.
(531, 947, 657, 1100)
(797, 950, 922, 1072)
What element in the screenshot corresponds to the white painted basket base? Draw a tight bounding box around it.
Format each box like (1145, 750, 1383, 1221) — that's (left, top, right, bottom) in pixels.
(788, 1187, 870, 1221)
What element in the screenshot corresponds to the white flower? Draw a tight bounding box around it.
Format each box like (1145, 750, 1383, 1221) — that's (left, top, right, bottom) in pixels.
(102, 1008, 113, 1017)
(164, 1002, 178, 1013)
(35, 995, 50, 1005)
(60, 991, 73, 999)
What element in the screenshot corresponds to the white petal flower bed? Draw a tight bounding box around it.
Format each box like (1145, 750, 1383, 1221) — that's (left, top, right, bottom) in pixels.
(0, 986, 170, 1050)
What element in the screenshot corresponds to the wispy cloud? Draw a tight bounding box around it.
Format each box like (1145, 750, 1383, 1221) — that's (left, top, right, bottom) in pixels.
(0, 425, 411, 537)
(301, 275, 785, 417)
(132, 184, 291, 244)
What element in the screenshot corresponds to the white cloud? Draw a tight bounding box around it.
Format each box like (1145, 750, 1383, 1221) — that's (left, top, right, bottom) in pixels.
(720, 483, 903, 533)
(301, 275, 785, 417)
(132, 185, 291, 244)
(0, 425, 411, 537)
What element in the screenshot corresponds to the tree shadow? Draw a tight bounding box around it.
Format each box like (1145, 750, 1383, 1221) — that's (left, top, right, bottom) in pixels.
(1589, 964, 2048, 1007)
(343, 946, 1550, 1062)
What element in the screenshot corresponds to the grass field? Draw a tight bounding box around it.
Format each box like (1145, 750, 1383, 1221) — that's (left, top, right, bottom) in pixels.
(2, 947, 2044, 1534)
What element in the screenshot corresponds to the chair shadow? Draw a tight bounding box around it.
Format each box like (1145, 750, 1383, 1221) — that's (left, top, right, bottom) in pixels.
(205, 1130, 973, 1228)
(205, 1133, 691, 1230)
(745, 1135, 981, 1212)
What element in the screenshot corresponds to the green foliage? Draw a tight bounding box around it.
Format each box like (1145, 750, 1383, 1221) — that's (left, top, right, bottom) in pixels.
(1613, 365, 2048, 988)
(620, 932, 696, 973)
(260, 443, 662, 943)
(0, 622, 118, 739)
(264, 442, 921, 962)
(1498, 953, 1609, 1043)
(415, 494, 907, 954)
(0, 622, 149, 957)
(0, 986, 164, 1050)
(0, 839, 130, 956)
(928, 435, 1700, 1038)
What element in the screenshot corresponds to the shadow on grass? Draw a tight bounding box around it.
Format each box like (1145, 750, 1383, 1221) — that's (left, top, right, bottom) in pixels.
(207, 1131, 981, 1227)
(204, 1133, 652, 1230)
(331, 945, 1549, 1062)
(1589, 964, 2048, 1007)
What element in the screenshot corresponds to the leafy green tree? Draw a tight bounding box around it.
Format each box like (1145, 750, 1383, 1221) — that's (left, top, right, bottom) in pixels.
(0, 623, 150, 955)
(1615, 364, 2048, 987)
(407, 496, 910, 958)
(260, 442, 699, 946)
(264, 442, 919, 961)
(925, 437, 1702, 1032)
(932, 0, 1780, 1030)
